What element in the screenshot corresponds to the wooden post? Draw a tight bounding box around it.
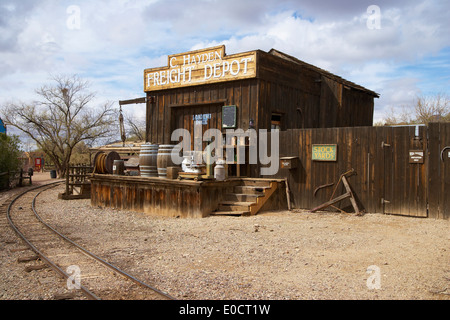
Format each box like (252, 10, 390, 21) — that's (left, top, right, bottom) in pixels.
(284, 178, 291, 211)
(19, 169, 23, 187)
(65, 166, 70, 196)
(341, 176, 360, 215)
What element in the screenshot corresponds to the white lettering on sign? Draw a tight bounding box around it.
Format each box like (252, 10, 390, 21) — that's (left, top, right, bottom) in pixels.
(204, 58, 251, 81)
(144, 45, 256, 92)
(181, 51, 222, 66)
(409, 151, 424, 163)
(146, 66, 195, 88)
(170, 57, 177, 68)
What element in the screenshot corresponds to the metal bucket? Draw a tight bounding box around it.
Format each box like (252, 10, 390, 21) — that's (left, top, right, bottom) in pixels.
(139, 144, 158, 177)
(113, 160, 125, 176)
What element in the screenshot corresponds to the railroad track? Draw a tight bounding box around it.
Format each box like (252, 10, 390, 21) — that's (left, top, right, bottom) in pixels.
(5, 182, 175, 300)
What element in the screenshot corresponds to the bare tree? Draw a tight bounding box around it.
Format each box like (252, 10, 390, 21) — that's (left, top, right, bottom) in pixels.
(1, 75, 117, 178)
(414, 93, 450, 124)
(124, 111, 146, 141)
(382, 105, 414, 125)
(382, 93, 450, 125)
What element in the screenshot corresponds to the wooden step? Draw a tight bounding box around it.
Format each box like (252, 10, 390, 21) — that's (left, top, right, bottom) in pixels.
(210, 211, 250, 216)
(211, 180, 281, 217)
(240, 180, 271, 187)
(233, 186, 268, 195)
(224, 193, 261, 202)
(220, 201, 256, 206)
(219, 201, 254, 212)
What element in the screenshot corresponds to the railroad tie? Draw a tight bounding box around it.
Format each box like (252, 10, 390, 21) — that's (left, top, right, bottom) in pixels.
(53, 292, 76, 300)
(24, 264, 49, 273)
(17, 255, 40, 263)
(9, 247, 32, 253)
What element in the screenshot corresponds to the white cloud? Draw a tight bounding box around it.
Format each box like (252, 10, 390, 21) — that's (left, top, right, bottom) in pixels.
(0, 0, 449, 129)
(195, 1, 449, 123)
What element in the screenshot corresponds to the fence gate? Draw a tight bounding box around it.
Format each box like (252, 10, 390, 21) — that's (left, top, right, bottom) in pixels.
(382, 126, 428, 217)
(428, 123, 450, 220)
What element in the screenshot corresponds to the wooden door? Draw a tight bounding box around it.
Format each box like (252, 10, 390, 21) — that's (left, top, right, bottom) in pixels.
(428, 123, 450, 220)
(171, 104, 223, 152)
(382, 126, 428, 217)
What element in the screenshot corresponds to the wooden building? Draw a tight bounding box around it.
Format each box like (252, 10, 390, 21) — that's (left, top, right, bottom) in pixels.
(91, 45, 382, 218)
(144, 45, 379, 151)
(92, 45, 450, 220)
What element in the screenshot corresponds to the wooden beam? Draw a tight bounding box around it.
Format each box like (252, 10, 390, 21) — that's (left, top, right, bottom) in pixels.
(310, 176, 360, 215)
(341, 176, 360, 215)
(310, 192, 352, 213)
(119, 97, 146, 106)
(169, 99, 227, 108)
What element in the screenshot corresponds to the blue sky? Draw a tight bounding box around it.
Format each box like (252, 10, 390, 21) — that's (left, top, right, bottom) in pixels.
(1, 0, 449, 140)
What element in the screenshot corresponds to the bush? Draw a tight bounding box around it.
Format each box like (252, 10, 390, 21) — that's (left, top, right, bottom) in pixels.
(0, 133, 22, 189)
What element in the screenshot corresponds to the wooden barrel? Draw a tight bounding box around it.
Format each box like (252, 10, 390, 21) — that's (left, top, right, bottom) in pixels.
(113, 160, 125, 175)
(139, 144, 158, 177)
(157, 144, 178, 178)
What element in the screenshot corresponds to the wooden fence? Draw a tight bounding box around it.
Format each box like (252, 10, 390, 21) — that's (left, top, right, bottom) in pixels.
(0, 169, 33, 190)
(59, 164, 93, 200)
(265, 123, 450, 219)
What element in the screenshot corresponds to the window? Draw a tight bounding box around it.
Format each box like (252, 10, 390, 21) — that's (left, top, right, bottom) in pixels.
(271, 113, 282, 130)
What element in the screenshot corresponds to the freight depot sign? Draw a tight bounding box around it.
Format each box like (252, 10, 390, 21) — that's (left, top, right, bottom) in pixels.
(312, 144, 337, 161)
(144, 45, 256, 92)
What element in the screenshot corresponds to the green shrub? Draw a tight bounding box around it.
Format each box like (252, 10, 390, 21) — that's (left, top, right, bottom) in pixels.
(0, 133, 22, 188)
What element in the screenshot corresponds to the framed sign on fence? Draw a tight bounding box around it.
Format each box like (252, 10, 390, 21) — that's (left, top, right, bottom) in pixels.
(312, 144, 337, 162)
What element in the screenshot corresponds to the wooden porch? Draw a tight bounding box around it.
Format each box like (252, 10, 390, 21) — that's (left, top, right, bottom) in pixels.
(90, 175, 287, 218)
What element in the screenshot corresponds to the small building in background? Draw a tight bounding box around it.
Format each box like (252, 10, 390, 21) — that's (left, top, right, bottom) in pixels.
(19, 151, 45, 173)
(0, 117, 6, 134)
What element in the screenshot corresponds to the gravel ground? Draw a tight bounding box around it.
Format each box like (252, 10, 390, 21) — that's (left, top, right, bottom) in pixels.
(0, 173, 70, 300)
(1, 173, 449, 300)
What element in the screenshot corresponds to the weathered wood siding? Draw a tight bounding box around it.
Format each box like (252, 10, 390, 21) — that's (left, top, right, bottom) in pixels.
(340, 86, 374, 127)
(257, 50, 375, 129)
(428, 123, 450, 220)
(146, 50, 377, 146)
(268, 124, 450, 219)
(90, 175, 241, 218)
(146, 79, 259, 144)
(257, 50, 321, 130)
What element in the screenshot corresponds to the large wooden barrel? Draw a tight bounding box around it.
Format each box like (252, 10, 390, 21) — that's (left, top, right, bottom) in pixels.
(139, 144, 158, 177)
(157, 144, 178, 178)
